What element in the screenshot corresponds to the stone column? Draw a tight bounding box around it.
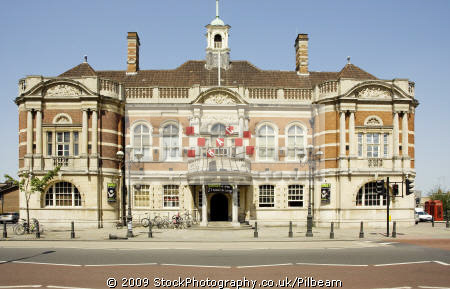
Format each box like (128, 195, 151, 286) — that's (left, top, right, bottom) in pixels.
(26, 110, 33, 155)
(393, 112, 399, 157)
(348, 111, 355, 156)
(339, 111, 346, 157)
(91, 109, 98, 156)
(402, 112, 409, 157)
(232, 185, 239, 226)
(239, 116, 244, 137)
(201, 184, 207, 227)
(35, 110, 42, 155)
(82, 109, 89, 156)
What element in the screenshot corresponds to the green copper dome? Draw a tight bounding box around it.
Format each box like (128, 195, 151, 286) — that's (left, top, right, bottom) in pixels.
(210, 17, 225, 26)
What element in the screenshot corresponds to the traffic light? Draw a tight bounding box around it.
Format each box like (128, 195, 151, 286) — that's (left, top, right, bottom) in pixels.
(405, 179, 415, 195)
(393, 184, 399, 196)
(376, 180, 385, 195)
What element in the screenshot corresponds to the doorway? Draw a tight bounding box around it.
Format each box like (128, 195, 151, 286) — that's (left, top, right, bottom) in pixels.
(210, 193, 229, 221)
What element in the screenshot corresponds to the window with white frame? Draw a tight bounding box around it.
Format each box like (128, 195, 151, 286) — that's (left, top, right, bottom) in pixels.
(358, 133, 363, 157)
(259, 185, 274, 207)
(134, 185, 150, 207)
(383, 133, 388, 158)
(211, 123, 228, 156)
(356, 182, 386, 206)
(163, 185, 179, 208)
(287, 125, 305, 160)
(162, 124, 179, 160)
(258, 125, 276, 161)
(133, 124, 151, 160)
(45, 182, 81, 207)
(56, 132, 70, 156)
(47, 132, 53, 156)
(366, 133, 380, 158)
(73, 132, 79, 156)
(288, 185, 303, 207)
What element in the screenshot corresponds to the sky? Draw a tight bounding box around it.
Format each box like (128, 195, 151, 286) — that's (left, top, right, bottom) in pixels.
(0, 0, 449, 194)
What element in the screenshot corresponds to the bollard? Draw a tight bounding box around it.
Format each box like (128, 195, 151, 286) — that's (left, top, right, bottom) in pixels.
(254, 222, 258, 238)
(446, 211, 449, 228)
(432, 218, 434, 227)
(330, 222, 334, 239)
(359, 221, 364, 238)
(288, 221, 293, 238)
(148, 222, 153, 238)
(392, 221, 397, 238)
(3, 222, 7, 238)
(70, 221, 75, 239)
(35, 221, 40, 239)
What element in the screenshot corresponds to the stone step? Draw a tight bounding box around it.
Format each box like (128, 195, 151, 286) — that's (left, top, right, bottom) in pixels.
(190, 222, 253, 230)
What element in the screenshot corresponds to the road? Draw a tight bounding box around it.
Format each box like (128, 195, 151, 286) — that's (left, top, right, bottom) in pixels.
(0, 240, 449, 289)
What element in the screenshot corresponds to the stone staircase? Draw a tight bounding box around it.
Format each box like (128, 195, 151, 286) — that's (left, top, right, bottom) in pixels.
(191, 221, 253, 230)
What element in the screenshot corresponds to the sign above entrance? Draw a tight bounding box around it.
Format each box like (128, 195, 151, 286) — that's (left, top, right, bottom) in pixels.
(208, 184, 233, 194)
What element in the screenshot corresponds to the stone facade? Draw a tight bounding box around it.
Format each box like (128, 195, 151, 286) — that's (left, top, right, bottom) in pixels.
(15, 6, 418, 229)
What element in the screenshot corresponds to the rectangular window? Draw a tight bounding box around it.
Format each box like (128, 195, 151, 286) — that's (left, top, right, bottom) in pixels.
(288, 185, 303, 207)
(198, 189, 203, 207)
(134, 185, 150, 207)
(259, 185, 274, 207)
(56, 132, 70, 156)
(73, 132, 79, 156)
(163, 185, 179, 208)
(383, 133, 388, 158)
(47, 132, 53, 156)
(366, 133, 380, 158)
(358, 133, 363, 157)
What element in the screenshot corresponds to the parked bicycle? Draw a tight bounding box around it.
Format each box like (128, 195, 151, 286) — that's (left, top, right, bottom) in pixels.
(14, 218, 44, 235)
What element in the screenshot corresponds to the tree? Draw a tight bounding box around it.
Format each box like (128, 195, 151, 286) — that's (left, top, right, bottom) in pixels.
(428, 186, 450, 218)
(18, 166, 60, 233)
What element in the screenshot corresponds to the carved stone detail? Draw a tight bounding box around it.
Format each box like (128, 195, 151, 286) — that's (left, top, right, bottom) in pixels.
(46, 84, 82, 96)
(366, 117, 381, 126)
(357, 87, 389, 99)
(203, 94, 237, 104)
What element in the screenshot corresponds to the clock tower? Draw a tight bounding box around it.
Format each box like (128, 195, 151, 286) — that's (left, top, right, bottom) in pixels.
(205, 0, 230, 70)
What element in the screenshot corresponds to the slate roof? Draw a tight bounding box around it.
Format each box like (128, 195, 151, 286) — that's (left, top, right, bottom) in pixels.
(59, 60, 377, 88)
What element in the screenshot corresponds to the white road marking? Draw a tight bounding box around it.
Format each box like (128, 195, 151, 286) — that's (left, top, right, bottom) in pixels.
(161, 263, 231, 268)
(0, 286, 42, 288)
(374, 261, 432, 267)
(379, 242, 398, 245)
(433, 260, 450, 266)
(236, 263, 293, 268)
(47, 286, 95, 289)
(418, 286, 450, 289)
(84, 263, 157, 267)
(373, 287, 411, 289)
(296, 262, 368, 267)
(12, 261, 82, 267)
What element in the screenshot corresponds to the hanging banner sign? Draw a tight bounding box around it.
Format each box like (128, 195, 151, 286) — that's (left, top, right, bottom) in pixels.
(207, 149, 215, 158)
(208, 184, 233, 194)
(225, 126, 234, 135)
(107, 183, 117, 202)
(216, 138, 224, 147)
(321, 183, 331, 205)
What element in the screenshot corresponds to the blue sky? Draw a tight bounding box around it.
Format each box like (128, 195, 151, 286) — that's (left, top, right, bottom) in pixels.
(1, 0, 449, 194)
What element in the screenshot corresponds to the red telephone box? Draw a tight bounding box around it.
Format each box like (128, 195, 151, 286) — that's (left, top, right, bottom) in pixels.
(425, 200, 444, 221)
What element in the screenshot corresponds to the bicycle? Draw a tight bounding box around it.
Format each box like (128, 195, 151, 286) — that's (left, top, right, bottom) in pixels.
(14, 218, 44, 235)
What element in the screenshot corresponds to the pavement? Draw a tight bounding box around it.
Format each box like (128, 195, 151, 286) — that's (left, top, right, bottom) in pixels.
(1, 221, 449, 249)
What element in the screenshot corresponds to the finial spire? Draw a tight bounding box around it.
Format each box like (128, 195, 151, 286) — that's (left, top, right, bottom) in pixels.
(84, 55, 88, 63)
(347, 56, 351, 64)
(216, 0, 219, 18)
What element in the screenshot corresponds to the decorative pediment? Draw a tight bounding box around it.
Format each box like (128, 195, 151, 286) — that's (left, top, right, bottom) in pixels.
(193, 88, 247, 105)
(364, 115, 383, 126)
(45, 84, 82, 97)
(53, 113, 73, 124)
(357, 87, 390, 99)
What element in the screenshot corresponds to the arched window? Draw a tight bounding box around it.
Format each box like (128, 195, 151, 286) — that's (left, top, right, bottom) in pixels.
(162, 124, 179, 160)
(356, 182, 386, 206)
(45, 182, 81, 207)
(214, 34, 222, 48)
(287, 125, 305, 160)
(133, 124, 151, 160)
(211, 123, 227, 156)
(258, 125, 276, 160)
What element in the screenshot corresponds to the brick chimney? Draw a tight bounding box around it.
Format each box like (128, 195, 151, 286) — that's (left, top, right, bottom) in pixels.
(127, 32, 140, 74)
(295, 34, 309, 76)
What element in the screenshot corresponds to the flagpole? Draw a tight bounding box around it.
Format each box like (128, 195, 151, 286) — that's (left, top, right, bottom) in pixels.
(218, 51, 221, 87)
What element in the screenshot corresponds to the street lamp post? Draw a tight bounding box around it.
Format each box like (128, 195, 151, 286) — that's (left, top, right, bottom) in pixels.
(298, 145, 323, 237)
(116, 147, 143, 238)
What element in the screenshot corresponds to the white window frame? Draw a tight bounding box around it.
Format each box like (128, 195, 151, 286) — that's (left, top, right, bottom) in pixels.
(163, 185, 180, 208)
(356, 131, 391, 159)
(285, 123, 306, 161)
(259, 185, 275, 207)
(131, 122, 152, 161)
(256, 123, 278, 162)
(161, 123, 181, 162)
(288, 184, 304, 207)
(356, 182, 386, 206)
(134, 184, 151, 208)
(44, 182, 82, 207)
